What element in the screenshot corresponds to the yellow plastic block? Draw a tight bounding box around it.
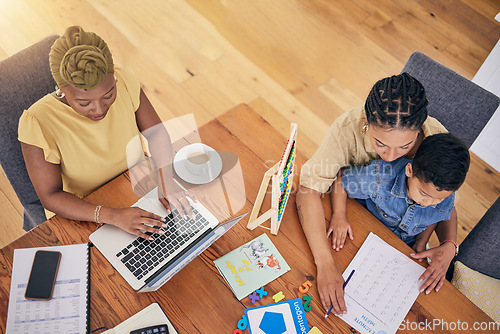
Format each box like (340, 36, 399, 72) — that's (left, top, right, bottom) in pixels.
(307, 326, 323, 334)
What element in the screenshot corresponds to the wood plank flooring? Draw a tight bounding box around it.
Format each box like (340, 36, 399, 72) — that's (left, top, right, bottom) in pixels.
(0, 0, 499, 248)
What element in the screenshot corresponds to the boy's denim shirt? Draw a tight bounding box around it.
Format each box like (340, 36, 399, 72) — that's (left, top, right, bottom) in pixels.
(341, 157, 455, 246)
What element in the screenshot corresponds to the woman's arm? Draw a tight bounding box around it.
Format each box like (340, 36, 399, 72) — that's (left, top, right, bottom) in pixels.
(296, 185, 347, 314)
(21, 142, 166, 239)
(134, 89, 192, 217)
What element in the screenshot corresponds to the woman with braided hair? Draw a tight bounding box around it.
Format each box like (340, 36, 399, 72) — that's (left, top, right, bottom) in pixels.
(297, 73, 459, 315)
(19, 26, 191, 239)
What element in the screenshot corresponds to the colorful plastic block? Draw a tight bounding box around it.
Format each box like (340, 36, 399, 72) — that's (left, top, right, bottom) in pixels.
(299, 280, 312, 293)
(272, 291, 285, 303)
(248, 291, 260, 304)
(302, 296, 312, 312)
(256, 286, 268, 298)
(237, 315, 248, 330)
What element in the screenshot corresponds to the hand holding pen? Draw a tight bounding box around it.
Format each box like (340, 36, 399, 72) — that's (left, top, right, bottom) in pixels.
(324, 269, 355, 319)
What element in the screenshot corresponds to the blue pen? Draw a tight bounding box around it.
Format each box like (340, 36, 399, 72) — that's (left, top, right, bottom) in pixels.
(324, 269, 355, 319)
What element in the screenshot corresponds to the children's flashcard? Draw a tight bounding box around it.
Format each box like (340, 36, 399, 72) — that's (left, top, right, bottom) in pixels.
(245, 298, 309, 334)
(214, 233, 291, 300)
(338, 233, 426, 334)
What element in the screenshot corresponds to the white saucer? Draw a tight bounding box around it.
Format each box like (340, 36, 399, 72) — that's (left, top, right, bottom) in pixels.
(173, 144, 223, 184)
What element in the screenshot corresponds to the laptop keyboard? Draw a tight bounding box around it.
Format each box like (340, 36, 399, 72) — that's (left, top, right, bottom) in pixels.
(115, 207, 211, 280)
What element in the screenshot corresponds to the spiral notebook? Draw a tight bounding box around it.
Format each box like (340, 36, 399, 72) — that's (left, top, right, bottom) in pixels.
(6, 243, 90, 334)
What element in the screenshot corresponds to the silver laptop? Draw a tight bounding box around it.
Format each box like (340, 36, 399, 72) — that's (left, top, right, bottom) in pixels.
(90, 187, 246, 292)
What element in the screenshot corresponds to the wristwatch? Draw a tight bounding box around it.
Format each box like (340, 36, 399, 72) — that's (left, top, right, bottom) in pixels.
(440, 239, 459, 256)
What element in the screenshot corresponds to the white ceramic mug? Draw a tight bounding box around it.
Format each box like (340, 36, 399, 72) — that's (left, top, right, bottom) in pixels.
(184, 143, 213, 176)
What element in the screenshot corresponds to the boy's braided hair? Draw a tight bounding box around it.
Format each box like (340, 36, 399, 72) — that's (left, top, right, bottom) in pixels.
(365, 73, 428, 130)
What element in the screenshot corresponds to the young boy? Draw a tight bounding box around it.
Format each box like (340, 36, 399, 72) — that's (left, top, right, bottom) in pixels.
(329, 133, 470, 252)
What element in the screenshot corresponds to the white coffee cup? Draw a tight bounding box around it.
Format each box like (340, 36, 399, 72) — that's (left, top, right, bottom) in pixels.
(184, 143, 213, 176)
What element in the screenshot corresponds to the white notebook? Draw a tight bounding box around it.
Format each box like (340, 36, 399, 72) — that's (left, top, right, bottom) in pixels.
(6, 243, 90, 334)
(103, 303, 177, 334)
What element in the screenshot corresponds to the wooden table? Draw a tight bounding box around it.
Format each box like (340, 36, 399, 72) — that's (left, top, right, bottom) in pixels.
(0, 104, 495, 334)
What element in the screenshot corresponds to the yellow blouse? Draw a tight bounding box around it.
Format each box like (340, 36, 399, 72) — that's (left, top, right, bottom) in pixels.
(18, 67, 145, 198)
(300, 105, 448, 193)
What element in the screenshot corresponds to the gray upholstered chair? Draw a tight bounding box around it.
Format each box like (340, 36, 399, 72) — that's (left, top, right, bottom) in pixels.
(403, 53, 500, 281)
(402, 51, 500, 148)
(449, 197, 500, 280)
(0, 35, 59, 231)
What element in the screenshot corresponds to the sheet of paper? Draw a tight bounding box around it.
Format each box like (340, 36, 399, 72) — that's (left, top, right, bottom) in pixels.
(6, 243, 89, 334)
(338, 233, 426, 334)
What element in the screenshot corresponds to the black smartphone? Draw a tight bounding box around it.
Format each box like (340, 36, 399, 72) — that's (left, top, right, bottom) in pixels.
(25, 250, 61, 300)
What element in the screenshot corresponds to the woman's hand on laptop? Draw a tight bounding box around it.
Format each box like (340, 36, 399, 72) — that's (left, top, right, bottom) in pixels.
(158, 179, 194, 219)
(100, 207, 167, 240)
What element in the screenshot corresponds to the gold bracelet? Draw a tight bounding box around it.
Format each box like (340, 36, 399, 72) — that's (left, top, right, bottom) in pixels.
(94, 205, 103, 227)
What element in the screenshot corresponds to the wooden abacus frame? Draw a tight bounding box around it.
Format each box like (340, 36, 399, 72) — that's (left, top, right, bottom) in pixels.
(247, 123, 297, 235)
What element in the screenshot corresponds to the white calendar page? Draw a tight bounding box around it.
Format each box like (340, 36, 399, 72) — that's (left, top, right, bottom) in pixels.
(6, 244, 89, 334)
(337, 233, 426, 334)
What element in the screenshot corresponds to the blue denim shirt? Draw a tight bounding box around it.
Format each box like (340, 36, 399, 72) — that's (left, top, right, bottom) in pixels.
(341, 158, 455, 246)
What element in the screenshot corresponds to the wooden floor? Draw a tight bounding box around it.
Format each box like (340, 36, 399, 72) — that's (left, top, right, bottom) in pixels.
(0, 0, 499, 248)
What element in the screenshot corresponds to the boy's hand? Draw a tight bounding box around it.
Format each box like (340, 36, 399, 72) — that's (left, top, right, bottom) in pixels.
(410, 242, 456, 294)
(327, 214, 353, 251)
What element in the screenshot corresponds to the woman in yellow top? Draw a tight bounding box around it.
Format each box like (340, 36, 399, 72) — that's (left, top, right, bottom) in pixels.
(297, 73, 459, 315)
(19, 26, 190, 239)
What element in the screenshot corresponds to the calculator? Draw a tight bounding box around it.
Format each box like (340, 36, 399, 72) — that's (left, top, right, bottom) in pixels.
(130, 324, 169, 334)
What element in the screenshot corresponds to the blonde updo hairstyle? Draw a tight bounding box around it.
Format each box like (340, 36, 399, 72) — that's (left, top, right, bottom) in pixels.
(49, 25, 114, 90)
